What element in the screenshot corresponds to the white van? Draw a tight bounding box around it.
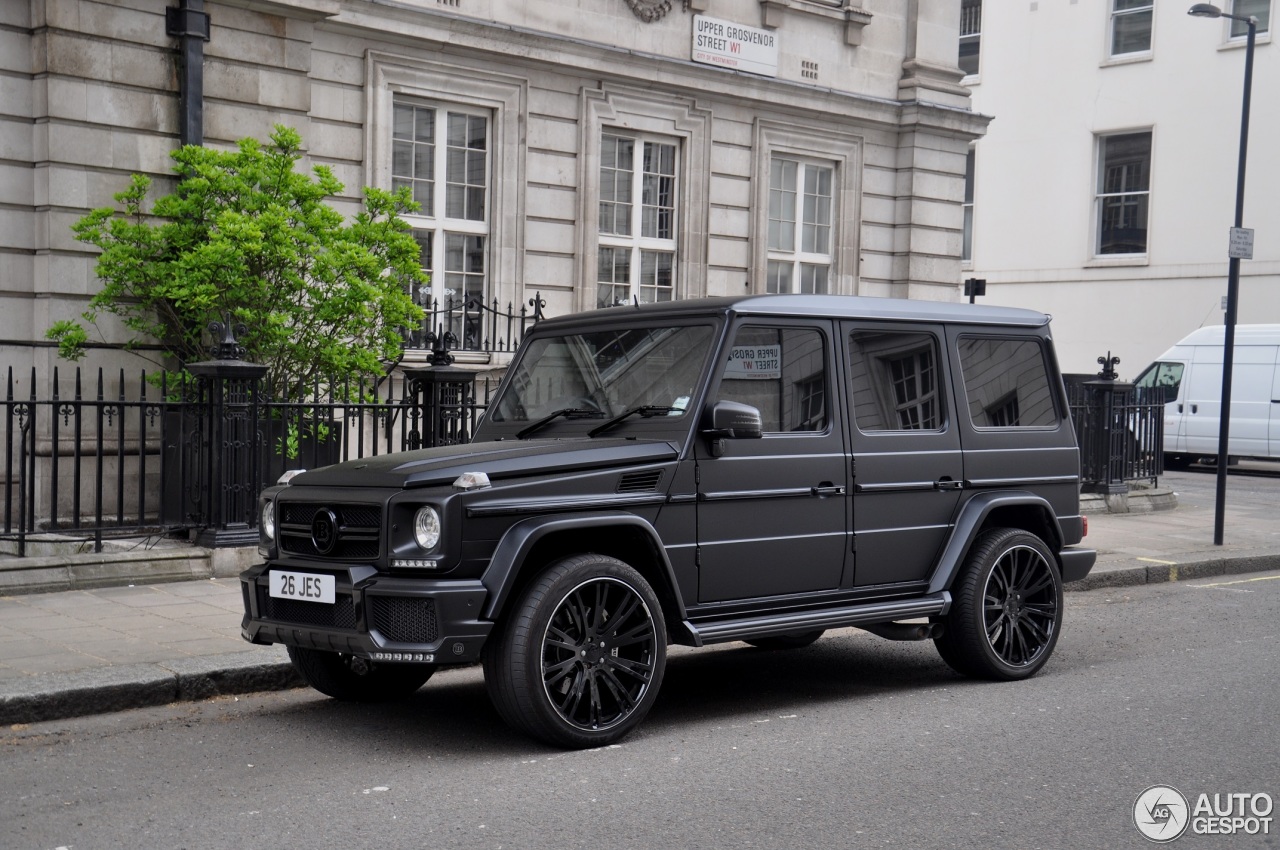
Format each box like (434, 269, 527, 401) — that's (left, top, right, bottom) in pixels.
(1134, 325, 1280, 467)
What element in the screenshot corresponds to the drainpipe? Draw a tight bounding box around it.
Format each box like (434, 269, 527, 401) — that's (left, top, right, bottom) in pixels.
(165, 0, 211, 146)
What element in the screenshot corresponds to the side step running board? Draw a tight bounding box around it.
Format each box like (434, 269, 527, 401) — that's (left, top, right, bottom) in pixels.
(683, 592, 951, 647)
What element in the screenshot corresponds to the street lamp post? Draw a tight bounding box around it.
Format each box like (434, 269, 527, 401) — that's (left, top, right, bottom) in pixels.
(1187, 3, 1256, 546)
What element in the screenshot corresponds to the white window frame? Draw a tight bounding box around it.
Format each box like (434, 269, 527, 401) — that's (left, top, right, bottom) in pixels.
(962, 146, 976, 265)
(1094, 130, 1153, 258)
(596, 132, 680, 308)
(766, 156, 835, 295)
(366, 53, 526, 359)
(1109, 0, 1154, 57)
(579, 87, 712, 314)
(753, 120, 862, 296)
(1229, 0, 1272, 38)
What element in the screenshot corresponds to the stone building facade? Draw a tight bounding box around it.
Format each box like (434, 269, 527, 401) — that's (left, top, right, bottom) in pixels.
(1, 0, 986, 379)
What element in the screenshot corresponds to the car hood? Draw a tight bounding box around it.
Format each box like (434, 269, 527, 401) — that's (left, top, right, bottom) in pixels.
(286, 438, 680, 490)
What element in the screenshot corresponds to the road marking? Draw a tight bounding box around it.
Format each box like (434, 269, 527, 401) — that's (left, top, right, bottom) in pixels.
(1195, 575, 1280, 588)
(1137, 557, 1178, 565)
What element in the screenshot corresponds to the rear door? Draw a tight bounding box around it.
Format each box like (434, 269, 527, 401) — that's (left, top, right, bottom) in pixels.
(841, 322, 963, 587)
(1182, 343, 1276, 457)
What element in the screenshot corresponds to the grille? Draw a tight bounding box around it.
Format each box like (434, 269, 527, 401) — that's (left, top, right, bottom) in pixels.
(370, 597, 439, 644)
(617, 469, 664, 493)
(278, 502, 381, 561)
(258, 587, 357, 630)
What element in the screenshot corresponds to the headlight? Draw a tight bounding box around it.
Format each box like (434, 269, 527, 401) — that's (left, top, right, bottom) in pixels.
(413, 506, 441, 550)
(261, 499, 276, 541)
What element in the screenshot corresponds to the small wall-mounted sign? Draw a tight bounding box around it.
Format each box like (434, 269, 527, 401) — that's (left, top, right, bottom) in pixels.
(692, 15, 779, 78)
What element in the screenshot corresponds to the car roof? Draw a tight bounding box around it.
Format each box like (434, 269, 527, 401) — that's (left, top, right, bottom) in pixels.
(535, 294, 1051, 330)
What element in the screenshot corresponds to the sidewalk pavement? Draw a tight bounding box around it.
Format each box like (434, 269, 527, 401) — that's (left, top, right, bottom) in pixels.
(2, 490, 1278, 728)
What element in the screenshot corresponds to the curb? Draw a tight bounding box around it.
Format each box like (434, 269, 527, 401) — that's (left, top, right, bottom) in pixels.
(0, 651, 301, 726)
(3, 553, 1277, 727)
(1065, 552, 1280, 592)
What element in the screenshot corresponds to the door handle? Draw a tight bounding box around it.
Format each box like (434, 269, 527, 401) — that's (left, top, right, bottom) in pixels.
(1191, 404, 1198, 414)
(935, 478, 963, 491)
(811, 484, 845, 496)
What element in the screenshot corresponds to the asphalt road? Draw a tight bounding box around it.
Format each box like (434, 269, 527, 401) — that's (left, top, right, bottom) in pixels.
(3, 570, 1278, 850)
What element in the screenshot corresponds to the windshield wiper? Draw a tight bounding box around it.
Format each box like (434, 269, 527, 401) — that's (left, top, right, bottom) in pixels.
(515, 408, 605, 439)
(587, 406, 679, 438)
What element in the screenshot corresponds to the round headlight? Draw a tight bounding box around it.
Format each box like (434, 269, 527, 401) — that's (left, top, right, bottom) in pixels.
(261, 500, 276, 541)
(413, 506, 441, 550)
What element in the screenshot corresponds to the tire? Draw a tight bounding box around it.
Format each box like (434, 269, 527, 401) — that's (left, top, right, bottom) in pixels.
(287, 646, 435, 702)
(744, 631, 825, 651)
(934, 528, 1063, 681)
(1163, 453, 1191, 471)
(483, 554, 667, 749)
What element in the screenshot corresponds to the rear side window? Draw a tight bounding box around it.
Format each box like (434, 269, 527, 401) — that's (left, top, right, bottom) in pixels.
(958, 337, 1058, 428)
(848, 331, 944, 431)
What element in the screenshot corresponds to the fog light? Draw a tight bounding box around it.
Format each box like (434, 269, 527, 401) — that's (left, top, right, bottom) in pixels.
(392, 559, 441, 570)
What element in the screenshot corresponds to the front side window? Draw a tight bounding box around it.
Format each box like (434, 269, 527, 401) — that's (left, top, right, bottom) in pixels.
(393, 101, 490, 347)
(848, 331, 943, 432)
(1096, 131, 1151, 256)
(1110, 0, 1153, 56)
(958, 337, 1059, 428)
(597, 133, 678, 309)
(717, 326, 828, 432)
(766, 158, 834, 295)
(1231, 0, 1271, 36)
(959, 0, 982, 76)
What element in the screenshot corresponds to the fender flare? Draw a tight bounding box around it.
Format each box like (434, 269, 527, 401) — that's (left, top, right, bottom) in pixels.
(926, 491, 1063, 595)
(480, 511, 685, 622)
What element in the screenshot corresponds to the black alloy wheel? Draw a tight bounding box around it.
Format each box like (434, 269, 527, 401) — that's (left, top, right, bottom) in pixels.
(485, 554, 667, 748)
(935, 528, 1063, 680)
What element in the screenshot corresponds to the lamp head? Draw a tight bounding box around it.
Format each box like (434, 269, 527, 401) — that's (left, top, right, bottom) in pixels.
(1188, 3, 1223, 17)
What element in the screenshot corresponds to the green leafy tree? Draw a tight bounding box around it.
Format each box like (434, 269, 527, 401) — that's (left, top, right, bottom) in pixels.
(49, 125, 427, 396)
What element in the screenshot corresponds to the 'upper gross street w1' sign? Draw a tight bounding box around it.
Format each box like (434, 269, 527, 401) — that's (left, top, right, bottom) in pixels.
(692, 15, 779, 78)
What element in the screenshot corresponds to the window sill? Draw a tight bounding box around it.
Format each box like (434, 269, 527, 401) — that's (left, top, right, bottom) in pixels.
(1100, 51, 1153, 68)
(1084, 255, 1149, 269)
(961, 73, 981, 87)
(1219, 32, 1272, 50)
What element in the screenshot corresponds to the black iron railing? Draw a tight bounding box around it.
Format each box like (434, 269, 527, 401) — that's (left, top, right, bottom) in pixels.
(2, 364, 498, 555)
(1065, 361, 1165, 493)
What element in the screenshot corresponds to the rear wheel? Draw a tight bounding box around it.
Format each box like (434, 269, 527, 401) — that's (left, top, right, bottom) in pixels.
(287, 646, 435, 702)
(744, 631, 825, 650)
(484, 554, 667, 749)
(934, 528, 1063, 680)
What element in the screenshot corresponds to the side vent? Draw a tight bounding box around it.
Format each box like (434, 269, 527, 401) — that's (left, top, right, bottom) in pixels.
(617, 470, 664, 494)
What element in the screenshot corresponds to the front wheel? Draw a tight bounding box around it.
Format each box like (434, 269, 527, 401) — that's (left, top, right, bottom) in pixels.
(484, 554, 667, 749)
(287, 646, 435, 702)
(934, 528, 1063, 681)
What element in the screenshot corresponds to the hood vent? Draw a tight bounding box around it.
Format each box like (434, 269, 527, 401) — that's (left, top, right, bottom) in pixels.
(617, 470, 664, 494)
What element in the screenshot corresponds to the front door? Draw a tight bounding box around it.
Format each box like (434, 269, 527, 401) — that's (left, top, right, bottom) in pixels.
(695, 320, 848, 602)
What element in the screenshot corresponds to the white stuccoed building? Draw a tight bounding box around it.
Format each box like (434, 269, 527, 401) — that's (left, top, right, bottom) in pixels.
(0, 0, 986, 379)
(961, 0, 1279, 375)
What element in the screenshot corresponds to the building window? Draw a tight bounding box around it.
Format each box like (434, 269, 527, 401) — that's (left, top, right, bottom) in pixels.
(597, 133, 678, 308)
(393, 100, 490, 347)
(959, 0, 982, 76)
(766, 158, 833, 295)
(1110, 0, 1153, 56)
(1096, 131, 1151, 256)
(962, 147, 975, 263)
(1231, 0, 1271, 37)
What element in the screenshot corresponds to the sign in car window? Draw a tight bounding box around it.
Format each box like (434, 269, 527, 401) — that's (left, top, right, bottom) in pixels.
(725, 345, 781, 379)
(692, 15, 779, 78)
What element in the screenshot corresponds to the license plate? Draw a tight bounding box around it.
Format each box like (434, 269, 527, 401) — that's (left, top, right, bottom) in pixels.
(269, 570, 335, 604)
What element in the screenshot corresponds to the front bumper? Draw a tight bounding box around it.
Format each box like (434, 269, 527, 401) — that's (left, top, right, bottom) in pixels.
(239, 563, 493, 665)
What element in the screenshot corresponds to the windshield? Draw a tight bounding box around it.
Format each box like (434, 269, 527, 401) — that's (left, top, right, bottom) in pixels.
(488, 324, 717, 431)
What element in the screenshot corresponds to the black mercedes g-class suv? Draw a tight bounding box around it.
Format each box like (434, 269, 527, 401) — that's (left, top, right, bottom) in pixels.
(242, 295, 1094, 748)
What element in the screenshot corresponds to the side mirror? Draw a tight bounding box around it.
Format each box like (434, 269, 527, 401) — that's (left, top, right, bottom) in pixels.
(702, 400, 764, 440)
